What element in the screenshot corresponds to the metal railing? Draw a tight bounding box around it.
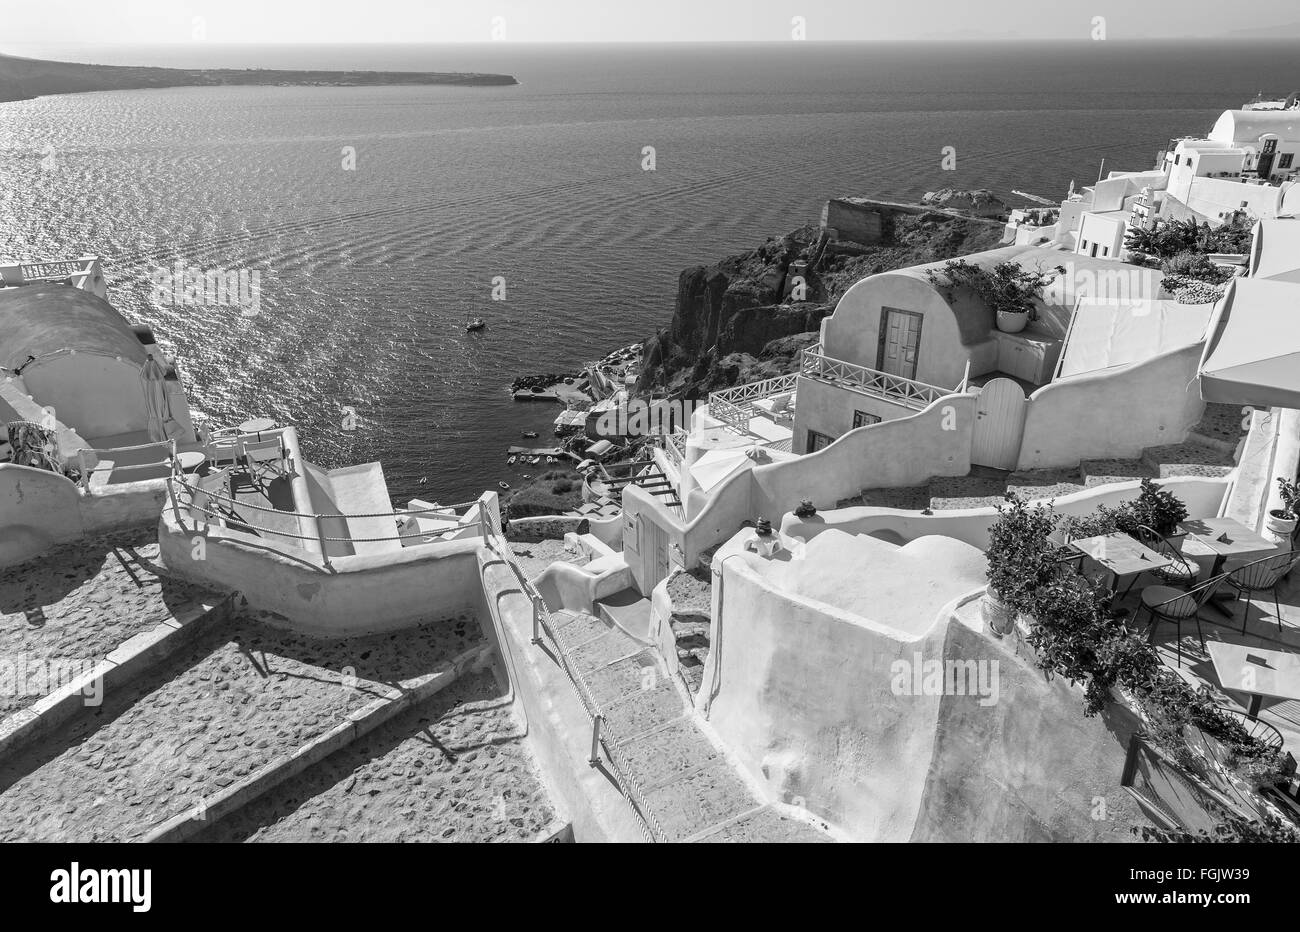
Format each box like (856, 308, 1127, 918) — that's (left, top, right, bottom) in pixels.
(800, 342, 952, 411)
(76, 438, 176, 489)
(482, 508, 667, 843)
(708, 373, 798, 435)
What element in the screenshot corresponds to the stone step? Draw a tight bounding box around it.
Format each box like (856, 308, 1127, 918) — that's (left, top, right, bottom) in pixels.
(568, 630, 644, 676)
(1079, 458, 1155, 487)
(927, 474, 1009, 510)
(552, 611, 612, 650)
(1189, 402, 1249, 454)
(614, 716, 719, 792)
(1184, 429, 1240, 457)
(601, 678, 687, 740)
(1140, 443, 1236, 479)
(644, 758, 757, 842)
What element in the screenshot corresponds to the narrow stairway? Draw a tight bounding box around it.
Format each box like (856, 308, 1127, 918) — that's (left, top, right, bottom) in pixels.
(548, 608, 832, 842)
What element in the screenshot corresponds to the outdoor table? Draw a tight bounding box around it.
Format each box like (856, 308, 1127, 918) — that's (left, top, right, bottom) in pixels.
(1179, 518, 1278, 576)
(1207, 640, 1300, 719)
(1070, 532, 1173, 609)
(1179, 518, 1278, 616)
(175, 450, 206, 474)
(238, 417, 278, 441)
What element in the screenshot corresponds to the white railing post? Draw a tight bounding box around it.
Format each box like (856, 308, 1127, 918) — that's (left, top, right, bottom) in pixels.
(531, 595, 542, 645)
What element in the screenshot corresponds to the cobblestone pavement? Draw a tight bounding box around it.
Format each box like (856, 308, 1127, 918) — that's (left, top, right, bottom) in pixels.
(196, 670, 555, 842)
(0, 611, 482, 841)
(0, 529, 220, 717)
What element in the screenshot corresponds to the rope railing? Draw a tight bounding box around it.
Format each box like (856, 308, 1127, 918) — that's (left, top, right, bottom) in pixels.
(167, 474, 490, 566)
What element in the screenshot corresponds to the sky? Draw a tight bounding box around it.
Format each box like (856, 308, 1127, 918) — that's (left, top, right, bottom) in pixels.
(5, 0, 1300, 44)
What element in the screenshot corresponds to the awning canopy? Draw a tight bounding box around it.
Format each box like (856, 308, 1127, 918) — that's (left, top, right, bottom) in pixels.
(1058, 298, 1215, 379)
(1199, 277, 1300, 408)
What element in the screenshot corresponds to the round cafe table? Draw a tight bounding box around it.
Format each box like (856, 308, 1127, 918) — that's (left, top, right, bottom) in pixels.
(175, 450, 207, 474)
(238, 417, 277, 440)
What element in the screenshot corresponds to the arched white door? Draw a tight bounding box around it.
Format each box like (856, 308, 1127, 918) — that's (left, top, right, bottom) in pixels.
(971, 378, 1027, 470)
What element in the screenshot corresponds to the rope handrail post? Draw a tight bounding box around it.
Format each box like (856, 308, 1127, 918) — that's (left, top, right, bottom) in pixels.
(589, 714, 603, 767)
(531, 595, 542, 646)
(167, 479, 185, 530)
(315, 516, 332, 569)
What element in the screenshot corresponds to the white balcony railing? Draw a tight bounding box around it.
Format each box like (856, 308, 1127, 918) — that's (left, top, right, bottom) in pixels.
(708, 373, 799, 436)
(799, 343, 952, 411)
(660, 429, 687, 472)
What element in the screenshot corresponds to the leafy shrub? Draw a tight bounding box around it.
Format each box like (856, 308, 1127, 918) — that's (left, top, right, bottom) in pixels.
(985, 493, 1059, 615)
(1278, 476, 1300, 517)
(925, 259, 1065, 322)
(1160, 250, 1234, 285)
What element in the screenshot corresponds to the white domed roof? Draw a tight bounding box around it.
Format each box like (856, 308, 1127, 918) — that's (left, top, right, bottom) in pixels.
(1209, 110, 1300, 144)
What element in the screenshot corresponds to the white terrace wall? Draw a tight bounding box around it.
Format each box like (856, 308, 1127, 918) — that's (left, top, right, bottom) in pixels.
(0, 463, 168, 568)
(624, 394, 975, 593)
(782, 475, 1232, 552)
(1016, 343, 1205, 470)
(1183, 175, 1288, 221)
(158, 510, 484, 635)
(701, 550, 1144, 841)
(751, 392, 975, 515)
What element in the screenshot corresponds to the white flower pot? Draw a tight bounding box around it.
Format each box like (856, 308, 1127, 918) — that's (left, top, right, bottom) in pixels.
(1265, 509, 1298, 545)
(981, 590, 1014, 637)
(996, 310, 1030, 333)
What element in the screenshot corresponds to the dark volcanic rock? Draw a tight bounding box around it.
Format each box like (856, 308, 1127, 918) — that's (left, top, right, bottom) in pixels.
(636, 212, 1004, 400)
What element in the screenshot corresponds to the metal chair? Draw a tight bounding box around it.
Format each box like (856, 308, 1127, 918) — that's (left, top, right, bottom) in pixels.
(239, 435, 294, 483)
(1138, 574, 1228, 668)
(1224, 549, 1300, 634)
(1215, 707, 1285, 751)
(1122, 525, 1199, 597)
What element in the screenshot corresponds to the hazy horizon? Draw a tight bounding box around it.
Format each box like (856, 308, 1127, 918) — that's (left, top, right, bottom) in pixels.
(7, 0, 1300, 46)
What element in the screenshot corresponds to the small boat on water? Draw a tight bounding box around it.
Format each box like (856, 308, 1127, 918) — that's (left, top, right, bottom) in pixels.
(466, 318, 487, 332)
(498, 481, 510, 490)
(521, 430, 539, 439)
(506, 455, 517, 465)
(522, 474, 532, 480)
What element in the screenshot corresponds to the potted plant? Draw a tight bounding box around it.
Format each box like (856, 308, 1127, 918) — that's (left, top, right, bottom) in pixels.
(1131, 478, 1189, 550)
(983, 493, 1058, 638)
(1265, 476, 1300, 544)
(925, 258, 1065, 334)
(794, 499, 817, 519)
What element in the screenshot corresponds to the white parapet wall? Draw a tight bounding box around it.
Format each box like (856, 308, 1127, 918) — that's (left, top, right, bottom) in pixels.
(699, 531, 1147, 841)
(158, 506, 486, 635)
(781, 475, 1234, 552)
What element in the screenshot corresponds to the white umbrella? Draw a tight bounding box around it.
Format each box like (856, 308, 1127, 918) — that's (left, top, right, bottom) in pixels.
(1199, 278, 1300, 408)
(140, 353, 172, 442)
(691, 447, 754, 493)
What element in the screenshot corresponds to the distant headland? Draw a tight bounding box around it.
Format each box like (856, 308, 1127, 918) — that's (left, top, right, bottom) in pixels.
(0, 52, 517, 103)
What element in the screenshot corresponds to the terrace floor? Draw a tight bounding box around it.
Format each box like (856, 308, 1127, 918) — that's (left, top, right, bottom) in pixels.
(0, 529, 221, 719)
(0, 609, 492, 841)
(1114, 562, 1300, 753)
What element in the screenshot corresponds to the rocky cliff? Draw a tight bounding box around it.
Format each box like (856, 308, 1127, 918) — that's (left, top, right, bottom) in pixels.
(636, 210, 1007, 399)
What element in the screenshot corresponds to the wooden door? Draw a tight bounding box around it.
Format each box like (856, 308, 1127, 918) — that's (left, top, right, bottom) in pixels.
(878, 307, 922, 379)
(971, 378, 1027, 470)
